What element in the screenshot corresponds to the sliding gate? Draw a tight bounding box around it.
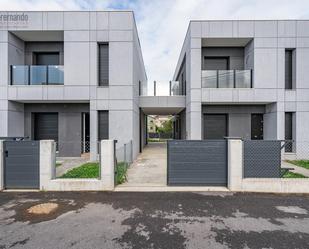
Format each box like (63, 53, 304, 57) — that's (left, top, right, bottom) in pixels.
(167, 140, 227, 186)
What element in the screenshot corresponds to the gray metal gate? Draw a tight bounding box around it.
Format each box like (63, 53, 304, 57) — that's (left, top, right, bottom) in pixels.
(4, 141, 40, 189)
(167, 140, 227, 186)
(244, 140, 281, 178)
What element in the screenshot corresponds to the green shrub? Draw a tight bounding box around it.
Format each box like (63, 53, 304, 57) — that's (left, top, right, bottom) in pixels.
(116, 162, 128, 184)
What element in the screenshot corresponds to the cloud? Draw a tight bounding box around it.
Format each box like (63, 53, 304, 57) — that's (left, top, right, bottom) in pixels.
(0, 0, 309, 83)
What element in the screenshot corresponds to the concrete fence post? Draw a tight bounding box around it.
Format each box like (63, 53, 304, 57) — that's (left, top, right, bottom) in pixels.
(0, 140, 4, 191)
(40, 140, 56, 190)
(227, 138, 243, 191)
(100, 140, 115, 190)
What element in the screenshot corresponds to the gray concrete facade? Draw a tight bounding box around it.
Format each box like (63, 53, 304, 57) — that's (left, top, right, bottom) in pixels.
(174, 20, 309, 158)
(24, 103, 89, 157)
(0, 11, 146, 160)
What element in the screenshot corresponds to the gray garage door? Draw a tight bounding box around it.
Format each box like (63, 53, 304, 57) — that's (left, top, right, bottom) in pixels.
(34, 113, 58, 142)
(203, 114, 227, 139)
(34, 113, 58, 144)
(4, 141, 40, 189)
(167, 140, 227, 186)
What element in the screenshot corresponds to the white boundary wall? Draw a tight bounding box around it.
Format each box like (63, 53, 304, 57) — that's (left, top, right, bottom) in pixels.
(228, 138, 309, 193)
(40, 140, 115, 191)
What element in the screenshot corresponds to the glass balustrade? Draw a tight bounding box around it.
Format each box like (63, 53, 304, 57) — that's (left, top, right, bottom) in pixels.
(11, 66, 29, 85)
(202, 70, 252, 88)
(11, 65, 64, 85)
(30, 66, 47, 85)
(139, 81, 184, 96)
(235, 70, 252, 88)
(48, 65, 64, 85)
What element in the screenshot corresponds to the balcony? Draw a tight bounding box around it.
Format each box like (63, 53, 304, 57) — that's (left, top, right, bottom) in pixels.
(202, 70, 252, 88)
(11, 65, 64, 85)
(139, 81, 185, 96)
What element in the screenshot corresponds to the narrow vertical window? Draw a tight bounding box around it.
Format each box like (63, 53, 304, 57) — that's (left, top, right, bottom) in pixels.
(98, 43, 109, 86)
(285, 112, 294, 152)
(285, 49, 295, 89)
(98, 111, 109, 140)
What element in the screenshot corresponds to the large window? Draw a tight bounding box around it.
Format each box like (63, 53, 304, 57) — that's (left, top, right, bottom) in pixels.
(285, 49, 296, 89)
(98, 43, 109, 86)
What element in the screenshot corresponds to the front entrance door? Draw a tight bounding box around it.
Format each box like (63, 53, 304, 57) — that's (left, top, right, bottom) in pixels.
(251, 114, 263, 140)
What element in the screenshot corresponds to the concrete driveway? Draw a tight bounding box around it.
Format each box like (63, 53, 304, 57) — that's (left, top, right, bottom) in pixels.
(0, 191, 309, 249)
(118, 142, 167, 187)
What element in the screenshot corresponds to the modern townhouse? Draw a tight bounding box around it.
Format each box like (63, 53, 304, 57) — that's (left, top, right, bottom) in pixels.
(0, 11, 146, 161)
(173, 20, 309, 158)
(1, 14, 309, 165)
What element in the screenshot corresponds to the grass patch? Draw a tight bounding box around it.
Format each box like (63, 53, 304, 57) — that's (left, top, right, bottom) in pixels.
(59, 162, 99, 178)
(116, 162, 128, 184)
(282, 170, 307, 178)
(286, 160, 309, 170)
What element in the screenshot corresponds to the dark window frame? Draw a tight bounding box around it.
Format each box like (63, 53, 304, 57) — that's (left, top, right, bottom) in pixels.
(33, 52, 60, 65)
(98, 110, 109, 141)
(203, 56, 230, 70)
(285, 48, 296, 90)
(285, 112, 294, 153)
(98, 43, 109, 87)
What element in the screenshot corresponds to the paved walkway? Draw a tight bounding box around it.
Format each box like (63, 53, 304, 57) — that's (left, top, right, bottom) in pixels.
(118, 142, 167, 187)
(282, 160, 309, 177)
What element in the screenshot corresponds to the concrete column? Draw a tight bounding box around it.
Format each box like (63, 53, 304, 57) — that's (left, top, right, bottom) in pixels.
(227, 138, 243, 191)
(0, 140, 4, 191)
(100, 140, 115, 190)
(40, 140, 56, 190)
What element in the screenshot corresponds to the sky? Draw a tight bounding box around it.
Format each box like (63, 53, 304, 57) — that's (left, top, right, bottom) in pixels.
(1, 0, 309, 83)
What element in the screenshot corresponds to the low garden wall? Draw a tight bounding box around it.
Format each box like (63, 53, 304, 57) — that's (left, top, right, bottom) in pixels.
(40, 140, 115, 191)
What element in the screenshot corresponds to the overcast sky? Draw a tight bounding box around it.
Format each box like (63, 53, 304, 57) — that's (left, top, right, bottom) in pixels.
(1, 0, 309, 82)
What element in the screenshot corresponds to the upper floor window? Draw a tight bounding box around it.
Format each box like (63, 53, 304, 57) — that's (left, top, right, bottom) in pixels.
(204, 57, 229, 70)
(285, 48, 296, 90)
(98, 43, 109, 86)
(34, 52, 60, 65)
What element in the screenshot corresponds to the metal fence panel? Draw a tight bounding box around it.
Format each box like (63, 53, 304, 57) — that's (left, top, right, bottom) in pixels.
(244, 140, 281, 178)
(167, 140, 227, 186)
(4, 141, 40, 189)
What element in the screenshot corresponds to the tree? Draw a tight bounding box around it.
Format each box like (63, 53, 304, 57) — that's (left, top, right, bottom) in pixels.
(157, 119, 173, 134)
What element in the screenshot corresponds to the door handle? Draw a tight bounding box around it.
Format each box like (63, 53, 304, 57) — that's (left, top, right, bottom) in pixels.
(5, 150, 8, 157)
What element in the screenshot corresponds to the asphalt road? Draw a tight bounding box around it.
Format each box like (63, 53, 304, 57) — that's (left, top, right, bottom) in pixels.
(0, 191, 309, 249)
